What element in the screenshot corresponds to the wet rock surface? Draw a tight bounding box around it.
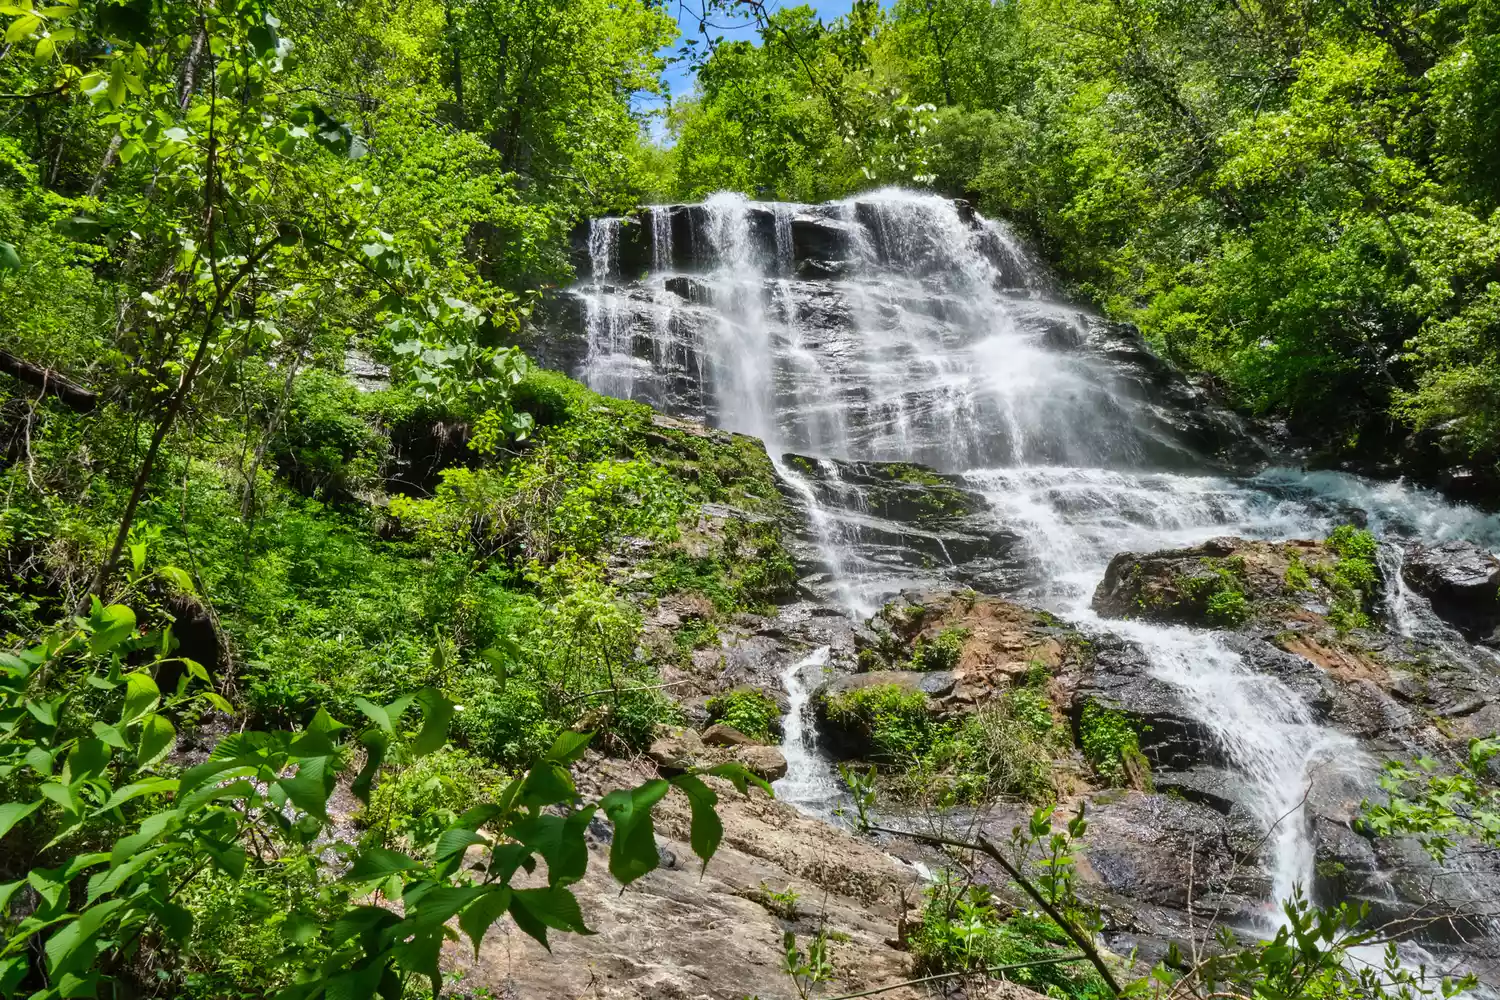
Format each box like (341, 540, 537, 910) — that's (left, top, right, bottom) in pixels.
(1401, 539, 1500, 639)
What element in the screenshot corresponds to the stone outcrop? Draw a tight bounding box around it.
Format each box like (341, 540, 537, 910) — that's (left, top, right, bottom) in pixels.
(1092, 536, 1350, 626)
(452, 758, 959, 1000)
(1401, 539, 1500, 640)
(648, 726, 789, 782)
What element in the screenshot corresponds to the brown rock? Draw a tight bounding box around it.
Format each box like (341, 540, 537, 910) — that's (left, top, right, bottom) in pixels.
(701, 723, 759, 747)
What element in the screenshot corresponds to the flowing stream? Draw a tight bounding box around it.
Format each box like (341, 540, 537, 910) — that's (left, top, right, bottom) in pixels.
(566, 191, 1500, 952)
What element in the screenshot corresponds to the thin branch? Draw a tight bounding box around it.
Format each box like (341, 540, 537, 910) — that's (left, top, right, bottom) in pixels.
(821, 953, 1091, 1000)
(868, 825, 1123, 995)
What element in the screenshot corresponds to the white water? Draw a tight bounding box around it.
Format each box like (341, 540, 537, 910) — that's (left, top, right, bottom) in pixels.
(772, 646, 842, 816)
(572, 190, 1500, 956)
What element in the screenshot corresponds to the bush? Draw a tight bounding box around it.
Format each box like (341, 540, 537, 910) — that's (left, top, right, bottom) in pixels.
(823, 683, 933, 760)
(359, 748, 506, 854)
(1321, 526, 1379, 631)
(707, 687, 782, 742)
(909, 876, 1111, 999)
(911, 625, 969, 671)
(1206, 588, 1249, 626)
(1078, 700, 1151, 788)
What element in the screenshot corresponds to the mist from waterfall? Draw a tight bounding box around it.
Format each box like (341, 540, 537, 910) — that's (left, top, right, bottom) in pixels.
(571, 190, 1500, 944)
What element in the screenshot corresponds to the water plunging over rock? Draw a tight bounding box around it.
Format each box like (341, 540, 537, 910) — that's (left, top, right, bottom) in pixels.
(550, 189, 1500, 984)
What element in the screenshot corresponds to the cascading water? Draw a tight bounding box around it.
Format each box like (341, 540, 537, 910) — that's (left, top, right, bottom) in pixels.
(565, 190, 1500, 969)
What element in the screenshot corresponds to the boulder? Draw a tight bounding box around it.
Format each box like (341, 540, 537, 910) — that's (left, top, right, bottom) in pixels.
(647, 726, 789, 782)
(701, 723, 759, 747)
(1401, 540, 1500, 639)
(1092, 537, 1345, 626)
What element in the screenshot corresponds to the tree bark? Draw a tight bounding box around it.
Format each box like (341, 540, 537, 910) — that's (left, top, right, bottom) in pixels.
(0, 349, 99, 412)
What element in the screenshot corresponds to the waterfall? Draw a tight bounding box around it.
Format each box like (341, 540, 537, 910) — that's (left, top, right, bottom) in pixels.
(566, 190, 1500, 965)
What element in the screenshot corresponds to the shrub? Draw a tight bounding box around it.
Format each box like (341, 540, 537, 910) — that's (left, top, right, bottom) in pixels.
(823, 683, 933, 760)
(909, 876, 1110, 998)
(359, 748, 506, 853)
(911, 625, 969, 671)
(1322, 525, 1379, 632)
(1206, 588, 1249, 626)
(707, 687, 782, 742)
(1078, 701, 1151, 788)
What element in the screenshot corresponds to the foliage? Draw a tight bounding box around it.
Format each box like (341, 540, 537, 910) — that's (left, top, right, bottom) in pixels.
(0, 601, 769, 999)
(1359, 736, 1500, 863)
(358, 748, 505, 854)
(1205, 588, 1250, 627)
(822, 682, 1055, 803)
(910, 625, 968, 671)
(706, 687, 781, 743)
(1322, 526, 1380, 632)
(1077, 700, 1150, 789)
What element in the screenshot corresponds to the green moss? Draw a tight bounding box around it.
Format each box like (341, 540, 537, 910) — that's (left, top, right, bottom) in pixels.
(706, 687, 782, 743)
(1285, 555, 1312, 591)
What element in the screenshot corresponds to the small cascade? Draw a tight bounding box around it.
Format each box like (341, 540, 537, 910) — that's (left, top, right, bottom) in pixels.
(772, 646, 842, 816)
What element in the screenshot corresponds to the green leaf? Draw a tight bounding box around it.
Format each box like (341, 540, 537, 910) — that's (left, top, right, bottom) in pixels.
(433, 827, 488, 862)
(64, 738, 111, 783)
(89, 604, 135, 654)
(0, 801, 38, 840)
(600, 780, 670, 886)
(407, 884, 488, 931)
(546, 731, 594, 765)
(670, 774, 723, 873)
(410, 687, 454, 758)
(700, 761, 775, 798)
(457, 887, 512, 957)
(510, 809, 594, 887)
(91, 722, 129, 749)
(119, 671, 159, 726)
(276, 754, 334, 819)
(350, 728, 388, 806)
(0, 240, 19, 271)
(86, 846, 163, 902)
(344, 847, 420, 883)
(158, 564, 195, 594)
(509, 886, 592, 953)
(93, 777, 176, 815)
(0, 879, 23, 913)
(111, 809, 176, 866)
(136, 713, 175, 767)
(519, 761, 576, 809)
(307, 707, 348, 735)
(45, 898, 126, 979)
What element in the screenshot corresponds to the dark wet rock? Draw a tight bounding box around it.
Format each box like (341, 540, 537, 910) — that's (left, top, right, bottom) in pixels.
(1219, 633, 1337, 719)
(1402, 540, 1500, 639)
(1079, 634, 1221, 771)
(1070, 791, 1269, 917)
(790, 215, 854, 262)
(1152, 767, 1247, 815)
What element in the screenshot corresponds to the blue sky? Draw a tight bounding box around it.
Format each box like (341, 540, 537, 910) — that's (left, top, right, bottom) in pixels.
(639, 1, 863, 131)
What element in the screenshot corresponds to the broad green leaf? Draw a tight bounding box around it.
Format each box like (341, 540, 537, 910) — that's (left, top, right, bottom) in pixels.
(64, 738, 111, 782)
(546, 730, 594, 765)
(510, 808, 594, 887)
(457, 887, 512, 956)
(39, 781, 81, 814)
(307, 706, 348, 735)
(86, 846, 163, 902)
(700, 761, 775, 797)
(600, 780, 670, 886)
(89, 604, 135, 654)
(0, 879, 23, 913)
(92, 777, 176, 817)
(44, 898, 126, 979)
(119, 671, 159, 726)
(407, 884, 488, 930)
(136, 713, 175, 767)
(91, 722, 129, 749)
(509, 886, 592, 953)
(343, 847, 420, 883)
(0, 800, 39, 840)
(671, 774, 723, 872)
(433, 827, 488, 862)
(111, 809, 176, 866)
(276, 754, 334, 819)
(519, 761, 575, 809)
(350, 728, 388, 805)
(410, 687, 454, 757)
(0, 240, 19, 271)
